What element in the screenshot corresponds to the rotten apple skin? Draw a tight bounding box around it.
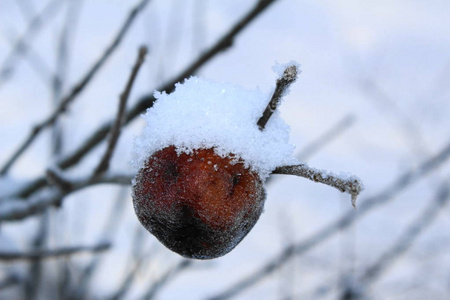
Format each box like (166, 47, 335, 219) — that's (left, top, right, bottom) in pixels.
(132, 146, 266, 259)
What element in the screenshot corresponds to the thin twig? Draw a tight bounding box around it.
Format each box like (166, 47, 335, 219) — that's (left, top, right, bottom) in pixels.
(8, 0, 278, 200)
(0, 241, 111, 261)
(93, 46, 148, 177)
(272, 164, 363, 208)
(257, 64, 298, 130)
(0, 172, 133, 222)
(0, 0, 151, 176)
(205, 137, 450, 300)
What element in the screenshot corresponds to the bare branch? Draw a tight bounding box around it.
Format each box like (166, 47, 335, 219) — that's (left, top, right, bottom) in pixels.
(0, 241, 111, 261)
(93, 46, 148, 177)
(0, 172, 133, 222)
(257, 64, 298, 130)
(272, 164, 363, 208)
(8, 0, 279, 200)
(0, 0, 151, 176)
(205, 137, 450, 300)
(45, 167, 73, 192)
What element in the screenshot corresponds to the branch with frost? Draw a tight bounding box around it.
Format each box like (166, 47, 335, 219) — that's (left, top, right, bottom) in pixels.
(0, 0, 151, 176)
(257, 64, 298, 130)
(205, 137, 450, 300)
(6, 0, 278, 200)
(0, 241, 111, 261)
(93, 46, 148, 177)
(0, 172, 133, 222)
(272, 164, 363, 208)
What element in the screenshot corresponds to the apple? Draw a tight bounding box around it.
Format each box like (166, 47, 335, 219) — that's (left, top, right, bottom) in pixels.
(132, 146, 266, 259)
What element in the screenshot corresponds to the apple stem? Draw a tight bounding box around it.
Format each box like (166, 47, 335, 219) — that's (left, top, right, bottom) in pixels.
(257, 65, 298, 130)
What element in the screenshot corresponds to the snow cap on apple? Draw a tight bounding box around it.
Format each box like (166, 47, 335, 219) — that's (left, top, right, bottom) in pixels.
(132, 62, 300, 259)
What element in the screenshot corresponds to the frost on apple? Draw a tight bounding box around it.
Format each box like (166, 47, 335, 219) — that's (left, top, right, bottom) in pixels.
(131, 73, 298, 259)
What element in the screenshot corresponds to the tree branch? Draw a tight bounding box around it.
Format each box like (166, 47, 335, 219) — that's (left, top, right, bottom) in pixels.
(93, 46, 148, 177)
(272, 164, 363, 208)
(0, 0, 151, 176)
(257, 64, 298, 130)
(0, 172, 133, 222)
(0, 241, 111, 261)
(8, 0, 279, 200)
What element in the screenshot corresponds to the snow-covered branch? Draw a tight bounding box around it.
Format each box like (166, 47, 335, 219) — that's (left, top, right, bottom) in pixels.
(257, 64, 299, 130)
(272, 164, 364, 207)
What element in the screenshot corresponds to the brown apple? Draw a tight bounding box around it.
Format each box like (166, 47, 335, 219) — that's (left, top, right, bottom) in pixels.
(132, 146, 266, 259)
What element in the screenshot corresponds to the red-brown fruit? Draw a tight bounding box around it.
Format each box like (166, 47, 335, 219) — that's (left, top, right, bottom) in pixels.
(132, 146, 266, 259)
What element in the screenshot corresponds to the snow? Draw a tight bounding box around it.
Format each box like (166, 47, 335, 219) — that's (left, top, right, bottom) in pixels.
(132, 73, 299, 179)
(272, 60, 301, 79)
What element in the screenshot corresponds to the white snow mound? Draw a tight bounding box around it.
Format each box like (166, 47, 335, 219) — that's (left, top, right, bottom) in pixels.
(132, 76, 298, 179)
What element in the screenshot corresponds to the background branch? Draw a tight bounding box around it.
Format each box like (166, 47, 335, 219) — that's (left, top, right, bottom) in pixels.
(0, 241, 111, 261)
(0, 0, 151, 176)
(93, 45, 148, 177)
(6, 0, 279, 200)
(0, 172, 133, 222)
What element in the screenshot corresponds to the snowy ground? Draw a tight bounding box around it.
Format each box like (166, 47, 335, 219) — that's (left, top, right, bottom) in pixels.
(1, 0, 450, 299)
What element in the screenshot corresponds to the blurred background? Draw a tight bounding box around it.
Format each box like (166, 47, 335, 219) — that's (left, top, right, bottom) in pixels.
(1, 0, 450, 299)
